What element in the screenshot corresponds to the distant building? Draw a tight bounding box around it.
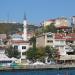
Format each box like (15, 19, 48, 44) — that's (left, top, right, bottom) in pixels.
(55, 17, 69, 28)
(0, 34, 7, 40)
(41, 19, 55, 27)
(0, 34, 7, 47)
(0, 45, 16, 66)
(71, 16, 75, 28)
(41, 17, 69, 29)
(0, 34, 16, 66)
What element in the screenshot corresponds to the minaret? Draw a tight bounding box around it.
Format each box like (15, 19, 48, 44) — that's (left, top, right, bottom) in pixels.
(22, 14, 27, 41)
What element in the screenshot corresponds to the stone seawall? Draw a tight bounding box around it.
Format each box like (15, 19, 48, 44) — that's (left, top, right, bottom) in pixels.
(0, 64, 75, 71)
(21, 64, 75, 69)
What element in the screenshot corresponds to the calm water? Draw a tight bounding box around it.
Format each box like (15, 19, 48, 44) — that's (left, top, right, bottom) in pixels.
(0, 69, 74, 75)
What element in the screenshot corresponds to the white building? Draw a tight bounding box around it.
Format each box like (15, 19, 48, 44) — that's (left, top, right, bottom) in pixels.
(54, 17, 69, 27)
(36, 32, 74, 55)
(36, 32, 75, 61)
(71, 16, 75, 28)
(7, 15, 30, 63)
(36, 32, 66, 55)
(0, 39, 17, 66)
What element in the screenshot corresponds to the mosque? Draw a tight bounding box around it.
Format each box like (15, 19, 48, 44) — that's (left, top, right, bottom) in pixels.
(7, 15, 30, 63)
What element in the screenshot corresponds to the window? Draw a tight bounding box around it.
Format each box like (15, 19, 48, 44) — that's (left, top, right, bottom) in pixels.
(55, 46, 59, 49)
(14, 45, 18, 49)
(55, 40, 59, 43)
(22, 52, 26, 55)
(47, 40, 53, 43)
(22, 46, 26, 49)
(0, 61, 12, 63)
(47, 34, 53, 38)
(60, 40, 64, 43)
(60, 46, 64, 50)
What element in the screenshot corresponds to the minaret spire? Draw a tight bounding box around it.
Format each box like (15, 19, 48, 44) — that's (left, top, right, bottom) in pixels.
(22, 13, 27, 41)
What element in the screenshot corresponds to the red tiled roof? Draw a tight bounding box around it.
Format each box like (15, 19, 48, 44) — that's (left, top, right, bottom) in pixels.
(11, 40, 29, 44)
(56, 26, 69, 29)
(55, 33, 75, 40)
(0, 45, 6, 49)
(66, 38, 75, 41)
(66, 33, 75, 36)
(55, 33, 65, 39)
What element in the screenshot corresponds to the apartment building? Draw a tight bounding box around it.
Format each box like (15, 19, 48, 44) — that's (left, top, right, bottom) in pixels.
(36, 32, 75, 61)
(36, 32, 66, 55)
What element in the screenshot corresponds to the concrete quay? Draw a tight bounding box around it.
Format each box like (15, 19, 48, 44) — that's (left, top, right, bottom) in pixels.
(0, 64, 75, 71)
(20, 64, 75, 69)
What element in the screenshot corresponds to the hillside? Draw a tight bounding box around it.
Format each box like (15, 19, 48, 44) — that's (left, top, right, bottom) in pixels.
(0, 23, 38, 34)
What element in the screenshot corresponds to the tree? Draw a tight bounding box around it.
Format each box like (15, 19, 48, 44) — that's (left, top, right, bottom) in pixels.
(29, 36, 36, 51)
(35, 47, 46, 62)
(26, 48, 36, 62)
(26, 47, 46, 62)
(44, 23, 57, 33)
(26, 45, 57, 62)
(5, 46, 20, 58)
(45, 46, 57, 61)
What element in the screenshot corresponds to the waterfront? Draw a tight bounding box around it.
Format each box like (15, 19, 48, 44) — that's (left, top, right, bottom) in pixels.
(0, 69, 75, 75)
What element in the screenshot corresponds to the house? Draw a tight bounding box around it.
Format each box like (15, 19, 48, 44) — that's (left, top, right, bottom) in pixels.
(0, 34, 7, 40)
(36, 32, 75, 63)
(41, 17, 69, 28)
(36, 32, 66, 55)
(41, 19, 55, 27)
(0, 38, 16, 66)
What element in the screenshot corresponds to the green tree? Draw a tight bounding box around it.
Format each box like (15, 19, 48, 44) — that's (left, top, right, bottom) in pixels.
(26, 48, 36, 62)
(5, 46, 20, 58)
(45, 46, 57, 60)
(26, 46, 57, 62)
(44, 23, 57, 33)
(35, 47, 46, 62)
(29, 36, 36, 51)
(26, 47, 46, 62)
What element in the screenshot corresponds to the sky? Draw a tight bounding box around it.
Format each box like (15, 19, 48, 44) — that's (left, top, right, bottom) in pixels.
(0, 0, 75, 25)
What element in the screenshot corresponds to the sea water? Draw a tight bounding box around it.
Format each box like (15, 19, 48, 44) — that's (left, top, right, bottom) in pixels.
(0, 69, 74, 75)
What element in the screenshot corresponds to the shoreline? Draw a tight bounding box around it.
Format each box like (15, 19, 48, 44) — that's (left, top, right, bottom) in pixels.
(0, 64, 75, 71)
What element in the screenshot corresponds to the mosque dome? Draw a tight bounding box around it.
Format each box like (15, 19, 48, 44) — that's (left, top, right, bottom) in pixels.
(11, 34, 23, 40)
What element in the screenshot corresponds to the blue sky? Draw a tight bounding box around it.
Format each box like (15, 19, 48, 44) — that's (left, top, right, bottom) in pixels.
(0, 0, 75, 25)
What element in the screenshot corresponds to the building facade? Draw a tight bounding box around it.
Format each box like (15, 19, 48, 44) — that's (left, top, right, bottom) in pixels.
(55, 17, 69, 27)
(36, 32, 66, 55)
(7, 16, 30, 63)
(41, 17, 69, 28)
(42, 19, 55, 27)
(71, 16, 75, 28)
(36, 32, 75, 60)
